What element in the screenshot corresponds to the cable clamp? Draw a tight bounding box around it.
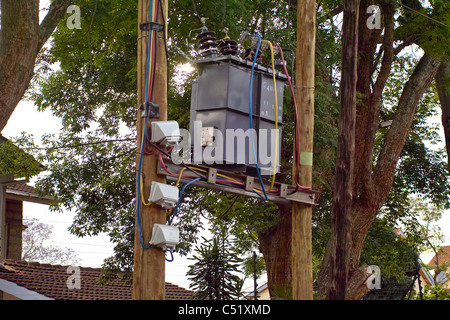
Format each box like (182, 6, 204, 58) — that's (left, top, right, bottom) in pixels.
(140, 102, 160, 119)
(140, 22, 164, 32)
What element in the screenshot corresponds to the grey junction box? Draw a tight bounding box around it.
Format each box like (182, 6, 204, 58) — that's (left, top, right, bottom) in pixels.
(189, 55, 286, 176)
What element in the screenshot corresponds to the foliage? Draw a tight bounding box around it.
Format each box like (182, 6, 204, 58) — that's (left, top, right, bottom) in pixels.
(363, 275, 413, 300)
(23, 0, 138, 271)
(396, 0, 450, 59)
(415, 285, 450, 300)
(361, 198, 446, 300)
(360, 218, 416, 281)
(172, 188, 277, 275)
(187, 232, 244, 300)
(377, 53, 449, 210)
(0, 133, 42, 179)
(241, 253, 266, 279)
(30, 0, 138, 134)
(15, 0, 450, 299)
(22, 218, 79, 265)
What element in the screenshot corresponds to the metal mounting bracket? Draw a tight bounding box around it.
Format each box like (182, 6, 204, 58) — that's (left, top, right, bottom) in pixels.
(157, 158, 317, 205)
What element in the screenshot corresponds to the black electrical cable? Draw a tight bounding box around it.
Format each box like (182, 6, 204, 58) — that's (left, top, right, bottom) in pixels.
(287, 184, 299, 195)
(148, 0, 160, 103)
(141, 1, 205, 180)
(158, 0, 169, 62)
(199, 192, 240, 221)
(145, 137, 205, 179)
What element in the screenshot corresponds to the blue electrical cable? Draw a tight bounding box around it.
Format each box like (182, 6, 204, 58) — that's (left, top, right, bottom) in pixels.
(246, 34, 268, 200)
(136, 0, 156, 250)
(252, 189, 266, 200)
(165, 250, 174, 262)
(137, 116, 152, 250)
(168, 177, 202, 225)
(144, 0, 155, 104)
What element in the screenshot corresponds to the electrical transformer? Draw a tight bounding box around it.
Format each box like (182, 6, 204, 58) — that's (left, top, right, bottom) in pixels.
(189, 29, 286, 176)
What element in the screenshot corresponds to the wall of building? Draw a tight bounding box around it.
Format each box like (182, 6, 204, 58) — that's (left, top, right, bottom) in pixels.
(5, 199, 23, 260)
(0, 290, 21, 300)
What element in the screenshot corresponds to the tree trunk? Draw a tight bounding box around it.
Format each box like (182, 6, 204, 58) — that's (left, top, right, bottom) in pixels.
(0, 0, 72, 132)
(436, 60, 450, 171)
(353, 0, 394, 197)
(328, 0, 359, 300)
(258, 204, 292, 299)
(317, 53, 441, 300)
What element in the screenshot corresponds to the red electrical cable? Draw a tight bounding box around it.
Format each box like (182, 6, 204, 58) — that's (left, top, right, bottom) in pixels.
(146, 0, 158, 102)
(273, 43, 310, 191)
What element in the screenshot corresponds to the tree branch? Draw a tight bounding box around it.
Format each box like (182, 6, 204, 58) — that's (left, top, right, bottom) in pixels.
(328, 0, 360, 300)
(393, 35, 419, 55)
(436, 60, 450, 170)
(372, 3, 395, 101)
(37, 0, 73, 52)
(372, 53, 441, 204)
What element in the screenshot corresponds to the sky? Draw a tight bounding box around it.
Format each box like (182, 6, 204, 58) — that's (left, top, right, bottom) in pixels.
(3, 93, 450, 292)
(2, 100, 201, 290)
(2, 100, 268, 293)
(0, 0, 264, 293)
(2, 101, 263, 293)
(1, 0, 448, 293)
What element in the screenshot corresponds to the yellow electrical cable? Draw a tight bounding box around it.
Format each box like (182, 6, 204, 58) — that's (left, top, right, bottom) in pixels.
(175, 167, 187, 186)
(261, 40, 278, 192)
(140, 175, 153, 207)
(185, 166, 265, 195)
(188, 166, 207, 173)
(139, 1, 158, 209)
(186, 166, 240, 183)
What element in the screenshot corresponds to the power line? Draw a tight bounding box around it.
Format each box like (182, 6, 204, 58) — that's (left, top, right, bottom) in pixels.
(52, 239, 114, 248)
(390, 0, 450, 29)
(21, 138, 135, 151)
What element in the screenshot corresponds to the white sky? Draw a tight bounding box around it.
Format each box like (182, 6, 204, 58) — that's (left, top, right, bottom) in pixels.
(3, 97, 449, 291)
(0, 0, 263, 293)
(0, 0, 199, 291)
(2, 101, 265, 292)
(1, 0, 447, 293)
(2, 100, 199, 290)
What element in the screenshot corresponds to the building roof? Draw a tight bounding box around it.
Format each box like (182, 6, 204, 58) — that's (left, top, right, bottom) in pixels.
(243, 282, 268, 300)
(0, 259, 193, 300)
(425, 246, 450, 285)
(5, 182, 54, 205)
(428, 246, 450, 268)
(6, 183, 37, 195)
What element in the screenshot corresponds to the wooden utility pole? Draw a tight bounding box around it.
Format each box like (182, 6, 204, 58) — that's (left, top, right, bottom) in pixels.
(133, 0, 168, 300)
(292, 0, 315, 300)
(328, 0, 359, 300)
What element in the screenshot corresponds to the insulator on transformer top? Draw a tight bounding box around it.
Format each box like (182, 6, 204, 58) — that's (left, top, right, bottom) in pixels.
(197, 29, 218, 58)
(244, 46, 262, 62)
(218, 38, 239, 56)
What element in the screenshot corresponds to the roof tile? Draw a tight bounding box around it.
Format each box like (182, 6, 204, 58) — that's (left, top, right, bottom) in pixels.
(428, 245, 450, 267)
(0, 259, 193, 300)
